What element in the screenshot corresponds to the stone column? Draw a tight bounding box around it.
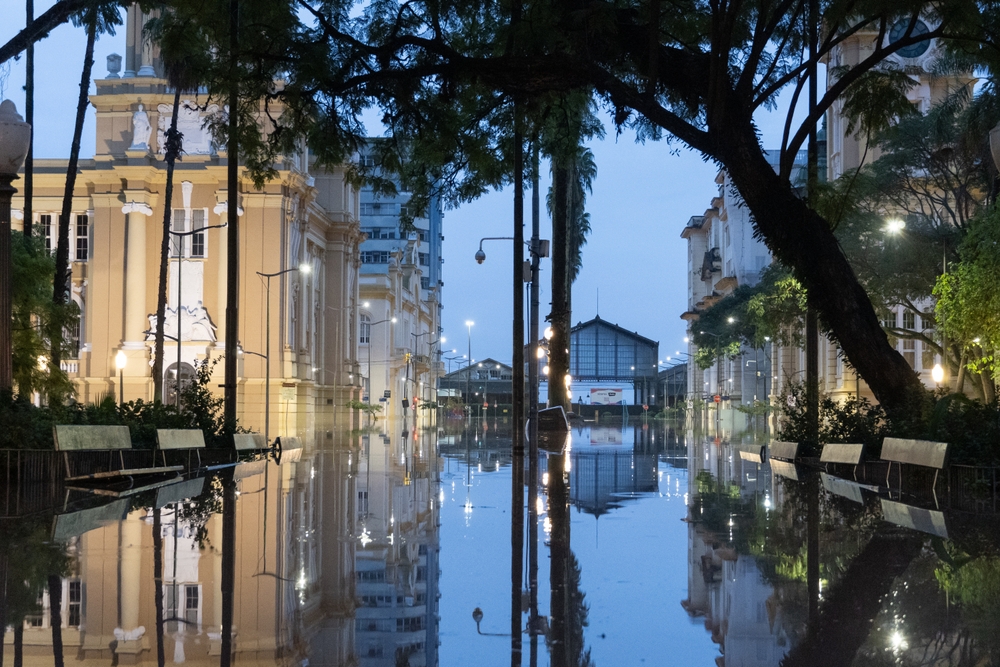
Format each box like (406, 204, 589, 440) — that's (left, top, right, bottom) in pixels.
(122, 202, 153, 348)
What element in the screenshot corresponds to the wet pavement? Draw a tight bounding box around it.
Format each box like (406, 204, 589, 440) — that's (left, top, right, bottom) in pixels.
(2, 418, 999, 666)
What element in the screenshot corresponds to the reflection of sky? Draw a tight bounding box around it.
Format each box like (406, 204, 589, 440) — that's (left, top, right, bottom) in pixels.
(438, 456, 718, 666)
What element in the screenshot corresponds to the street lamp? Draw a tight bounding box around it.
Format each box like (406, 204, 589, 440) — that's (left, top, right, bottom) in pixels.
(115, 349, 127, 405)
(465, 320, 474, 412)
(168, 221, 228, 406)
(256, 263, 311, 444)
(0, 100, 31, 391)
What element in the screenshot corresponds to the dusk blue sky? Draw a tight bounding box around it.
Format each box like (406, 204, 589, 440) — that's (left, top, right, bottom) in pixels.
(1, 10, 805, 367)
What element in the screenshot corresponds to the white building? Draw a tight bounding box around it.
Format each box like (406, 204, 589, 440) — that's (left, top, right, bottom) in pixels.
(357, 155, 444, 423)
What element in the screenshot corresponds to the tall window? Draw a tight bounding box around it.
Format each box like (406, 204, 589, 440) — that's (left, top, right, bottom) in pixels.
(171, 210, 187, 257)
(75, 215, 89, 260)
(360, 314, 371, 344)
(67, 580, 82, 627)
(41, 214, 53, 253)
(171, 209, 207, 258)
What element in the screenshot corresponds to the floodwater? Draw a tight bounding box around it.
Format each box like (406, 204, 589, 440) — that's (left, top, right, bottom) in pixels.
(2, 418, 1000, 667)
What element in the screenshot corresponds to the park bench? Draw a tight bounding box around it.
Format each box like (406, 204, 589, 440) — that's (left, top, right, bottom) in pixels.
(820, 443, 865, 479)
(880, 437, 949, 498)
(737, 444, 764, 464)
(880, 498, 949, 539)
(769, 441, 799, 462)
(54, 425, 182, 482)
(233, 433, 268, 452)
(275, 436, 303, 462)
(156, 429, 206, 470)
(770, 459, 803, 481)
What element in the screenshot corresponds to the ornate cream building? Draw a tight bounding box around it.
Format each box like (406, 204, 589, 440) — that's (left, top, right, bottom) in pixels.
(13, 5, 365, 436)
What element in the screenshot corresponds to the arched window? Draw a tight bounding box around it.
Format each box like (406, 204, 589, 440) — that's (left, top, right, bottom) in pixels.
(165, 362, 196, 406)
(360, 314, 371, 344)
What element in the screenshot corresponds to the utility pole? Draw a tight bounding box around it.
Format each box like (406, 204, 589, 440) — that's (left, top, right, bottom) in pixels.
(805, 0, 820, 449)
(223, 0, 240, 428)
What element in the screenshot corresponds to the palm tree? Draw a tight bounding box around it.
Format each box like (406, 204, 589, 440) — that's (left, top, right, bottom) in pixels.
(542, 97, 601, 410)
(146, 12, 209, 402)
(49, 5, 121, 403)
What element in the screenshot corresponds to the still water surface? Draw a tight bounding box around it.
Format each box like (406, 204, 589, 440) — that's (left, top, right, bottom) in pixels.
(2, 419, 999, 666)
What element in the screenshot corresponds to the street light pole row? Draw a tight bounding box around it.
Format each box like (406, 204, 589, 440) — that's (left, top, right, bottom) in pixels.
(256, 264, 311, 445)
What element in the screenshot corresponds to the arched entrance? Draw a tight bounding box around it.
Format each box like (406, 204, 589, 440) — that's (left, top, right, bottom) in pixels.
(165, 362, 196, 406)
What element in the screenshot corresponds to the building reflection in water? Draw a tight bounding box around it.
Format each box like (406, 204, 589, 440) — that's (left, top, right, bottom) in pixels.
(1, 424, 441, 667)
(682, 430, 799, 667)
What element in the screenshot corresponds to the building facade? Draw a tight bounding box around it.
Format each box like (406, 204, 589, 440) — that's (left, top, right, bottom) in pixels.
(357, 157, 444, 422)
(681, 21, 974, 421)
(12, 5, 365, 437)
(680, 164, 780, 426)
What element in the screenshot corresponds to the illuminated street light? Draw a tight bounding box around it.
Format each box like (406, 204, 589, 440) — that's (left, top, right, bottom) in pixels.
(115, 349, 128, 405)
(885, 218, 906, 234)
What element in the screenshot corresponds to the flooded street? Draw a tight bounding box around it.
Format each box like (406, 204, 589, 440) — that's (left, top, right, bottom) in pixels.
(3, 418, 1000, 666)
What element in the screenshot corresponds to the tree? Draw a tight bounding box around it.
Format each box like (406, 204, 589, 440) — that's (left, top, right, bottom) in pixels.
(146, 9, 212, 403)
(0, 0, 124, 65)
(540, 94, 602, 410)
(934, 207, 1000, 402)
(49, 3, 121, 403)
(11, 231, 77, 400)
(265, 0, 999, 419)
(690, 264, 806, 369)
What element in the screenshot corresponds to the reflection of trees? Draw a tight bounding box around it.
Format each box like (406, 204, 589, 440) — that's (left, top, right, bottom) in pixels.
(934, 549, 1000, 664)
(780, 529, 925, 667)
(547, 452, 595, 667)
(0, 518, 70, 667)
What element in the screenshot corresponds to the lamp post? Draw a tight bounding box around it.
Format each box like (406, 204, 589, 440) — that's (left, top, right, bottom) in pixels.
(0, 100, 31, 392)
(115, 349, 127, 405)
(465, 320, 474, 411)
(474, 235, 547, 429)
(169, 222, 228, 406)
(365, 316, 397, 403)
(444, 353, 463, 374)
(256, 263, 311, 445)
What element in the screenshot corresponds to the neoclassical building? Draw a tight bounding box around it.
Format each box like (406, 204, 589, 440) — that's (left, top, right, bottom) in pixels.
(13, 5, 365, 436)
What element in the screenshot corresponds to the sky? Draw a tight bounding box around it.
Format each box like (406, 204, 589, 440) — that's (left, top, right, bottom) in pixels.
(0, 7, 803, 369)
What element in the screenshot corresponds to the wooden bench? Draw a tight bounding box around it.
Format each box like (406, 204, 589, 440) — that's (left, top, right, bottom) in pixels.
(156, 429, 206, 470)
(820, 443, 865, 479)
(233, 433, 268, 452)
(54, 425, 182, 482)
(275, 436, 302, 462)
(737, 444, 764, 464)
(769, 441, 799, 462)
(880, 437, 948, 496)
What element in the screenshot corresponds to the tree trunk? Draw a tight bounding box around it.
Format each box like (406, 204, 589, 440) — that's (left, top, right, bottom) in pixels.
(153, 508, 165, 667)
(548, 159, 570, 410)
(956, 353, 967, 397)
(153, 90, 183, 403)
(12, 625, 22, 667)
(981, 372, 995, 404)
(47, 575, 63, 667)
(22, 0, 33, 238)
(716, 118, 926, 420)
(780, 530, 924, 667)
(50, 17, 95, 400)
(0, 0, 96, 66)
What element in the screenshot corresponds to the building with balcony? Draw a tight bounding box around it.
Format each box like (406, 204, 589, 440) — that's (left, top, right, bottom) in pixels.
(357, 153, 443, 422)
